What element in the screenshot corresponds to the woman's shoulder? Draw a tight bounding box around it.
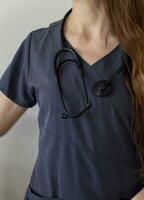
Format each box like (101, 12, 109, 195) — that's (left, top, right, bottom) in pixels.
(30, 18, 62, 36)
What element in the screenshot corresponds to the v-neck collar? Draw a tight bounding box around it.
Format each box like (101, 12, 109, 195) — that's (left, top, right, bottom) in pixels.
(64, 36, 121, 68)
(49, 18, 127, 82)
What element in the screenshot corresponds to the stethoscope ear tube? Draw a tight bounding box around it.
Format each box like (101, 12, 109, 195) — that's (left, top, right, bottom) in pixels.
(54, 47, 82, 75)
(54, 46, 93, 119)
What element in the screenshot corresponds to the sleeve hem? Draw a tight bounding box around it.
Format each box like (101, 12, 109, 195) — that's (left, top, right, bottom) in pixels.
(0, 86, 36, 108)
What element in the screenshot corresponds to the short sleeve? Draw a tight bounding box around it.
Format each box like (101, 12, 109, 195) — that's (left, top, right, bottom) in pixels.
(0, 31, 37, 108)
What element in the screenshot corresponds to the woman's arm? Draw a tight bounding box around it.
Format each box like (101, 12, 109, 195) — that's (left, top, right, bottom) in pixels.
(0, 91, 27, 137)
(132, 188, 144, 200)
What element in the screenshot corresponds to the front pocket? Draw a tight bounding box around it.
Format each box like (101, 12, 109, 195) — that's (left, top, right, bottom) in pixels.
(27, 185, 62, 200)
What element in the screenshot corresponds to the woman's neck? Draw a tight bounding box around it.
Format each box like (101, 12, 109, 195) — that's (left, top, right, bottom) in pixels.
(66, 0, 114, 42)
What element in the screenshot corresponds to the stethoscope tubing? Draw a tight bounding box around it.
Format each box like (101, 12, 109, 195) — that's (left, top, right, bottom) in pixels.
(54, 8, 126, 118)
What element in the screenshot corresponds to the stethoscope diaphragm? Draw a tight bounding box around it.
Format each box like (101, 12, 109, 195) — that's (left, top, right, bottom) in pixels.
(93, 80, 112, 96)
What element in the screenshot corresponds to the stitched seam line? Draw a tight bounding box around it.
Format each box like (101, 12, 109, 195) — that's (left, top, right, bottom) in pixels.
(49, 28, 60, 51)
(38, 118, 135, 165)
(48, 20, 62, 51)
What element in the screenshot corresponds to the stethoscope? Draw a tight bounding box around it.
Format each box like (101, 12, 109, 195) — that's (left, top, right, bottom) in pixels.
(54, 8, 126, 119)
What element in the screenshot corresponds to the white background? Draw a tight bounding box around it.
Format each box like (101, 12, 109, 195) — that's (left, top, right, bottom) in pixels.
(0, 1, 71, 199)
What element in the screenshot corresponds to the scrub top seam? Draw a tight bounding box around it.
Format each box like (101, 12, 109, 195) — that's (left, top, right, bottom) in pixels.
(48, 20, 62, 51)
(49, 28, 60, 52)
(38, 118, 136, 165)
(28, 31, 35, 95)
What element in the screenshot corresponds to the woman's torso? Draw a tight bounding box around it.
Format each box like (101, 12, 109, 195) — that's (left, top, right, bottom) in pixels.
(24, 19, 143, 200)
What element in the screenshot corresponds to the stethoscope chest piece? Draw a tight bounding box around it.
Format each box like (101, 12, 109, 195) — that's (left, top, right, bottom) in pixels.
(93, 80, 112, 96)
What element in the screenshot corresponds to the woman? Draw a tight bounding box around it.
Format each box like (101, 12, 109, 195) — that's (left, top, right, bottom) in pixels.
(0, 0, 144, 199)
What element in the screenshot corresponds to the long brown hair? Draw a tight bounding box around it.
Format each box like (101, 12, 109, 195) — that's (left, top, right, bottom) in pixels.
(102, 0, 144, 183)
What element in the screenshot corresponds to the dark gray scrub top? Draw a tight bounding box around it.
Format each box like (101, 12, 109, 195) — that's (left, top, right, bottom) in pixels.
(0, 18, 143, 200)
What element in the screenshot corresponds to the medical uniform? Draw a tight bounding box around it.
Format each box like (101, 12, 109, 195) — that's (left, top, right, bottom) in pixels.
(0, 16, 144, 200)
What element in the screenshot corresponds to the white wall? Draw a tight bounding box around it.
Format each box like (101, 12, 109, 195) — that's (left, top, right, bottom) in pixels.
(0, 1, 71, 199)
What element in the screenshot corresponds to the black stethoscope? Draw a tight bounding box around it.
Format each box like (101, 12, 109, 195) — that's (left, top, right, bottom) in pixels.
(54, 8, 126, 119)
